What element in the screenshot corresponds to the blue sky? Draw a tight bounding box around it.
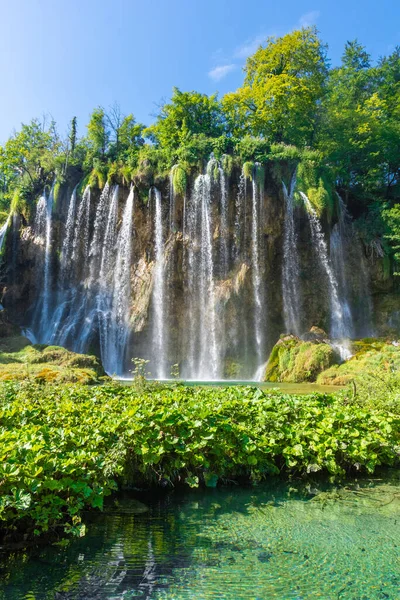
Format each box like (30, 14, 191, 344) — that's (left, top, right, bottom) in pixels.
(0, 0, 398, 142)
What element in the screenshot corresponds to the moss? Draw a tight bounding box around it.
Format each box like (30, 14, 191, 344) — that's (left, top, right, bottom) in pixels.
(221, 154, 234, 177)
(317, 338, 400, 386)
(171, 164, 187, 196)
(0, 336, 105, 383)
(242, 161, 254, 180)
(265, 336, 336, 383)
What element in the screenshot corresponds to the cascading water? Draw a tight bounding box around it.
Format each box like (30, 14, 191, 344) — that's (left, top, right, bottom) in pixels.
(184, 166, 219, 379)
(60, 186, 78, 284)
(150, 187, 167, 379)
(251, 164, 265, 369)
(17, 158, 377, 383)
(282, 172, 302, 336)
(33, 185, 54, 342)
(301, 192, 346, 340)
(219, 164, 229, 278)
(0, 217, 10, 253)
(104, 186, 134, 375)
(330, 194, 374, 337)
(97, 185, 120, 370)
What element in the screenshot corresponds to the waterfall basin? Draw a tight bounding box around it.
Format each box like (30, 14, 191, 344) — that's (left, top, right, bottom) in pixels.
(1, 473, 399, 599)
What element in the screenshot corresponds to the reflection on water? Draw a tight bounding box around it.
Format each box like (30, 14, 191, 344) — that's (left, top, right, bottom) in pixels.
(0, 476, 399, 599)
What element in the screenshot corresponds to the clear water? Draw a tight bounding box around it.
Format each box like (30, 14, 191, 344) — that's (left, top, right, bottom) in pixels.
(1, 475, 399, 599)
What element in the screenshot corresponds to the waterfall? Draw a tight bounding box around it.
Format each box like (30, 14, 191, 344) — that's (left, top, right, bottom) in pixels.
(89, 182, 111, 285)
(282, 172, 302, 336)
(251, 164, 264, 365)
(301, 192, 346, 340)
(103, 186, 134, 375)
(331, 194, 374, 337)
(184, 166, 219, 379)
(60, 186, 78, 284)
(151, 187, 167, 379)
(234, 172, 245, 260)
(0, 217, 10, 253)
(34, 185, 54, 342)
(219, 165, 229, 277)
(330, 195, 355, 338)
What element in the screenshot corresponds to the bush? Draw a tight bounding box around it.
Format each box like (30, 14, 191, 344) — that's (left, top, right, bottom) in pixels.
(0, 382, 398, 542)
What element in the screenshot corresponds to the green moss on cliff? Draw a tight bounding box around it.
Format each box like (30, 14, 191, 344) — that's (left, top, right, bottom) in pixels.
(317, 339, 400, 386)
(265, 336, 336, 383)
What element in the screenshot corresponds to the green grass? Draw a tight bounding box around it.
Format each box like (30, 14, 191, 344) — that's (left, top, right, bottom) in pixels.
(0, 381, 398, 542)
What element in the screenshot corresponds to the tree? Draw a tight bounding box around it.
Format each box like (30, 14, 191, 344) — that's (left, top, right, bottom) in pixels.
(222, 27, 329, 146)
(144, 88, 226, 157)
(86, 107, 109, 163)
(69, 116, 77, 155)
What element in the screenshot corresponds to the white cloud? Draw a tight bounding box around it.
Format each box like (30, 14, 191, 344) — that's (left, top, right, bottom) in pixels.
(234, 34, 266, 60)
(208, 64, 236, 81)
(298, 10, 320, 28)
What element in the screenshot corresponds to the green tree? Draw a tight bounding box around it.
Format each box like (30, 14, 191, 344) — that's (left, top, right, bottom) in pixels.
(86, 107, 109, 163)
(144, 88, 226, 159)
(222, 27, 328, 145)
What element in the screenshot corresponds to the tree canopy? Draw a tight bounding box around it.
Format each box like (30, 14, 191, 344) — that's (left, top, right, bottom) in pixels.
(0, 27, 399, 269)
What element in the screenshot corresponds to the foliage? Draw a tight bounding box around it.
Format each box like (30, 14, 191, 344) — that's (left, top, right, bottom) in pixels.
(0, 30, 398, 268)
(0, 382, 398, 542)
(222, 27, 328, 145)
(171, 164, 187, 196)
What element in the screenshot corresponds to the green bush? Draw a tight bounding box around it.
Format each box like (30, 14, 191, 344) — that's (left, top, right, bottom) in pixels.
(0, 382, 398, 542)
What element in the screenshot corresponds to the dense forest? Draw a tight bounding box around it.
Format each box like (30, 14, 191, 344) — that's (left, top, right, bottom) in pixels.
(0, 27, 399, 267)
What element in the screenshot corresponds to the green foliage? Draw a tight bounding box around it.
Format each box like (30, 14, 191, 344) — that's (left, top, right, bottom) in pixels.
(296, 159, 334, 217)
(145, 88, 226, 155)
(243, 161, 254, 180)
(0, 382, 398, 542)
(223, 27, 328, 145)
(171, 164, 187, 196)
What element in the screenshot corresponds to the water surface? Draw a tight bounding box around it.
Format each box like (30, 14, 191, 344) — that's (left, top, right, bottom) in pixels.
(1, 475, 399, 599)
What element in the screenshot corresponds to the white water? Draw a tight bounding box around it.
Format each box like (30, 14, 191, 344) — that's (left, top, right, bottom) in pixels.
(104, 186, 135, 374)
(16, 160, 376, 381)
(251, 165, 264, 364)
(282, 173, 302, 336)
(330, 195, 355, 338)
(0, 217, 10, 253)
(34, 185, 54, 342)
(151, 187, 167, 379)
(185, 166, 219, 379)
(301, 192, 346, 340)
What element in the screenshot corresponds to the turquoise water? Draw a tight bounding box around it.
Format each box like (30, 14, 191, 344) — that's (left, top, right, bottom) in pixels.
(1, 475, 399, 599)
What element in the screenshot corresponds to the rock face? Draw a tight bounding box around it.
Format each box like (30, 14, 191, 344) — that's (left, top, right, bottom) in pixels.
(0, 159, 398, 378)
(264, 333, 336, 383)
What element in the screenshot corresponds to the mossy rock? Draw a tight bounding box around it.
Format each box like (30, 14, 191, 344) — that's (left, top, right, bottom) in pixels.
(317, 338, 400, 385)
(0, 336, 106, 383)
(265, 335, 336, 383)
